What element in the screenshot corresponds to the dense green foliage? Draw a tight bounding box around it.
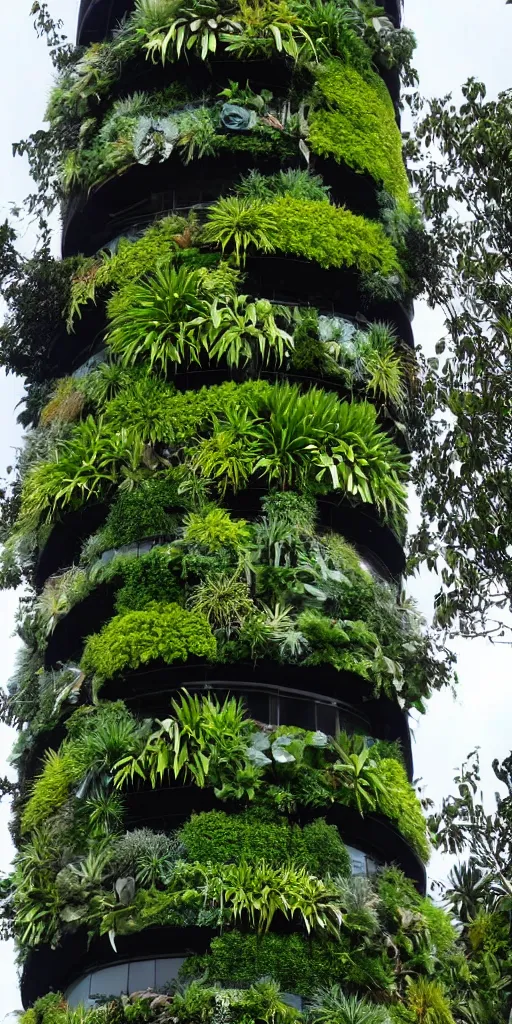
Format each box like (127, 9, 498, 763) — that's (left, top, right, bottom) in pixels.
(81, 603, 217, 689)
(14, 381, 409, 535)
(310, 61, 411, 209)
(408, 78, 512, 640)
(181, 809, 351, 876)
(20, 694, 428, 859)
(0, 3, 470, 1023)
(205, 194, 402, 275)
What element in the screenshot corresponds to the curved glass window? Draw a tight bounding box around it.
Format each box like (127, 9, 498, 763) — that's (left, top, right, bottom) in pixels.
(66, 957, 186, 1006)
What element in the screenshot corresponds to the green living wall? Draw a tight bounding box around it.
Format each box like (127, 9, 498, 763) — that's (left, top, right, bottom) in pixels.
(0, 1, 471, 1023)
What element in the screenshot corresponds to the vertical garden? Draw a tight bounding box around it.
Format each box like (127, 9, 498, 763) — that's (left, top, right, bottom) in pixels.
(0, 0, 471, 1022)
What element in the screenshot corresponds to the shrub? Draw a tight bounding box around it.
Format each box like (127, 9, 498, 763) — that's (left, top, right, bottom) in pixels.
(97, 473, 186, 549)
(301, 817, 351, 878)
(130, 859, 343, 936)
(103, 374, 179, 443)
(203, 196, 277, 265)
(402, 980, 455, 1024)
(261, 490, 317, 535)
(183, 932, 347, 994)
(298, 610, 376, 678)
(192, 385, 408, 512)
(180, 810, 350, 877)
(20, 749, 81, 834)
(188, 572, 255, 632)
(108, 548, 183, 613)
(261, 197, 402, 275)
(39, 378, 85, 426)
(310, 60, 411, 210)
(376, 759, 430, 862)
(237, 168, 331, 203)
(111, 828, 184, 886)
(182, 507, 251, 551)
(68, 214, 199, 324)
(308, 988, 392, 1024)
(81, 602, 217, 689)
(106, 263, 212, 371)
(17, 417, 143, 531)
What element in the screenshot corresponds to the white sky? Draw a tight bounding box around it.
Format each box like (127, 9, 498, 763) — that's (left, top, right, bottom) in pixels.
(0, 0, 510, 1014)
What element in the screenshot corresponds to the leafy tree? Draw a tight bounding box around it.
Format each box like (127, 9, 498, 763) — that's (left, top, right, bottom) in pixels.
(428, 749, 512, 1022)
(408, 75, 512, 639)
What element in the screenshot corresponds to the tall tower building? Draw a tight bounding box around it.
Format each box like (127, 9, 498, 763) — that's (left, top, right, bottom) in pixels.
(2, 1, 459, 1021)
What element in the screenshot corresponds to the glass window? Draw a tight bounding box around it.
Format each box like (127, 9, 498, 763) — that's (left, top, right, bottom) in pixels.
(155, 958, 186, 989)
(277, 695, 311, 729)
(89, 964, 129, 999)
(315, 701, 338, 735)
(128, 960, 156, 992)
(345, 845, 380, 877)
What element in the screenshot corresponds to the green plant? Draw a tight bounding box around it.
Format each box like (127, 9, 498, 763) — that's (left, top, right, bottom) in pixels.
(114, 690, 255, 792)
(112, 829, 183, 886)
(203, 196, 277, 265)
(180, 809, 350, 877)
(105, 547, 182, 613)
(191, 385, 408, 512)
(95, 473, 186, 550)
(39, 378, 85, 426)
(17, 417, 147, 531)
(259, 196, 402, 276)
(207, 294, 294, 368)
(184, 931, 345, 994)
(237, 168, 331, 203)
(20, 749, 81, 834)
(145, 3, 243, 62)
(183, 506, 251, 551)
(188, 572, 255, 633)
(35, 567, 92, 635)
(403, 980, 455, 1024)
(81, 603, 217, 691)
(376, 758, 430, 862)
(130, 859, 343, 936)
(331, 736, 388, 815)
(309, 60, 411, 210)
(68, 214, 200, 325)
(308, 988, 391, 1024)
(298, 610, 376, 678)
(363, 324, 407, 412)
(106, 263, 211, 371)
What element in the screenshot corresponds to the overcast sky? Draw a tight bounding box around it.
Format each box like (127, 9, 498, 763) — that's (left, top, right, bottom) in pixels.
(0, 0, 510, 1015)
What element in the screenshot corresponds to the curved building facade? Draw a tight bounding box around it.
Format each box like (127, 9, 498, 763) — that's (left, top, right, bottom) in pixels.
(2, 1, 460, 1021)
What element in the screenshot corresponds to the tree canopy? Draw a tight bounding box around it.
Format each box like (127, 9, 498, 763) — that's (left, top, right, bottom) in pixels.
(408, 78, 512, 640)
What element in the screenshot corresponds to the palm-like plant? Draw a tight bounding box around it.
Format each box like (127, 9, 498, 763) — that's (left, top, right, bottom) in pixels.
(222, 0, 316, 61)
(307, 987, 391, 1024)
(18, 418, 147, 530)
(208, 295, 293, 368)
(82, 361, 139, 409)
(253, 385, 342, 489)
(132, 0, 186, 34)
(106, 263, 211, 371)
(362, 323, 407, 412)
(191, 404, 259, 495)
(315, 400, 409, 514)
(143, 1, 243, 63)
(188, 571, 255, 633)
(444, 862, 497, 923)
(114, 690, 253, 791)
(296, 0, 366, 61)
(200, 860, 343, 935)
(204, 197, 277, 265)
(331, 736, 387, 814)
(333, 875, 381, 934)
